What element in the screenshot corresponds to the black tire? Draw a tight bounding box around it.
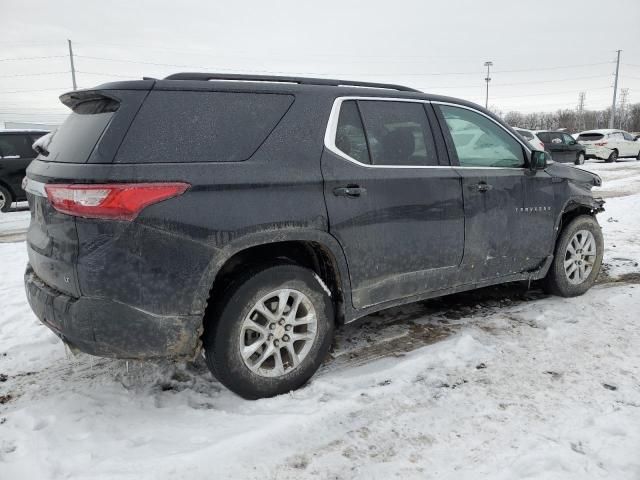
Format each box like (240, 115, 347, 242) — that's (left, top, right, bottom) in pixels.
(574, 152, 586, 165)
(0, 185, 13, 213)
(636, 149, 640, 161)
(203, 264, 334, 399)
(605, 149, 618, 163)
(542, 215, 603, 297)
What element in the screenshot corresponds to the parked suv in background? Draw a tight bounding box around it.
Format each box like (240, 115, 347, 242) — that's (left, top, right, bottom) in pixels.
(536, 131, 587, 165)
(23, 73, 605, 399)
(0, 129, 48, 211)
(513, 128, 545, 152)
(577, 129, 640, 162)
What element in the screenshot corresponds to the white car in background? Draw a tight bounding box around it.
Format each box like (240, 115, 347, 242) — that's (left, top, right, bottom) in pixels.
(577, 129, 640, 162)
(513, 128, 546, 152)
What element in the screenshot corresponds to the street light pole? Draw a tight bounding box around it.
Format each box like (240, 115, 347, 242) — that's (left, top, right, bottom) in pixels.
(484, 61, 493, 110)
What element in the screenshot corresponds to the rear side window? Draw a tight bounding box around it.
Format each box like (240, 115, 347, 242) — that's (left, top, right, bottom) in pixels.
(332, 99, 438, 167)
(538, 131, 563, 144)
(40, 98, 118, 163)
(0, 134, 34, 158)
(577, 133, 604, 141)
(516, 129, 534, 141)
(335, 101, 370, 164)
(117, 91, 294, 163)
(358, 101, 437, 166)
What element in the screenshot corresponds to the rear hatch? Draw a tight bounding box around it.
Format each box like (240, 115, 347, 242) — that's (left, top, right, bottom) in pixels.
(25, 85, 150, 296)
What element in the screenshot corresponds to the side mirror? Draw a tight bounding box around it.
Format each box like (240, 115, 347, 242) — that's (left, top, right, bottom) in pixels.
(530, 150, 548, 171)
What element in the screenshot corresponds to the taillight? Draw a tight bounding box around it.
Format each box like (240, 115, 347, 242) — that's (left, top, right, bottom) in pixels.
(595, 142, 607, 146)
(44, 183, 189, 220)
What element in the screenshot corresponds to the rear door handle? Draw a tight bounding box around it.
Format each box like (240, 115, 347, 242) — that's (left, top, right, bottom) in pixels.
(474, 182, 493, 192)
(333, 186, 367, 198)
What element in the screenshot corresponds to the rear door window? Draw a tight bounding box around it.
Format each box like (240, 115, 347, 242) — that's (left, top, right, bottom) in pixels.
(117, 91, 294, 163)
(0, 134, 35, 158)
(335, 100, 371, 164)
(357, 100, 438, 166)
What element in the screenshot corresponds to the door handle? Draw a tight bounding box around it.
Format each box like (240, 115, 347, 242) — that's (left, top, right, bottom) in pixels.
(333, 185, 367, 198)
(474, 182, 493, 192)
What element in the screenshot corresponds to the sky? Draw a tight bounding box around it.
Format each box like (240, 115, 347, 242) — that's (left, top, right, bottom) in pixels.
(1, 0, 640, 126)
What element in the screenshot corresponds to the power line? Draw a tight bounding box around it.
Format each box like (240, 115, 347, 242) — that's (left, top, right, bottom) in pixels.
(0, 87, 72, 94)
(73, 55, 614, 77)
(492, 86, 612, 99)
(0, 71, 69, 79)
(0, 55, 67, 62)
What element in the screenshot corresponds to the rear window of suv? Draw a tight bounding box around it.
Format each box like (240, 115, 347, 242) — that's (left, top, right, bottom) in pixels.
(577, 133, 604, 141)
(116, 91, 294, 163)
(39, 98, 117, 163)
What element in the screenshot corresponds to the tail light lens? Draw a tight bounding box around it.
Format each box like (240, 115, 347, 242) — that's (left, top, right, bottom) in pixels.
(595, 142, 607, 146)
(44, 183, 189, 220)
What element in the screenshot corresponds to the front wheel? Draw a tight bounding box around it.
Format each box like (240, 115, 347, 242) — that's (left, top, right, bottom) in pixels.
(0, 185, 13, 213)
(204, 264, 334, 399)
(574, 152, 585, 165)
(542, 215, 603, 297)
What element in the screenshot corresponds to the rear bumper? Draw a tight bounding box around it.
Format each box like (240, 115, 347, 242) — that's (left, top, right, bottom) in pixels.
(584, 146, 611, 160)
(24, 266, 202, 359)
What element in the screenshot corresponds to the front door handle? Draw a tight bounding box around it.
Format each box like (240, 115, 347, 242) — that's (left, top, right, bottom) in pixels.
(333, 185, 367, 198)
(474, 182, 493, 192)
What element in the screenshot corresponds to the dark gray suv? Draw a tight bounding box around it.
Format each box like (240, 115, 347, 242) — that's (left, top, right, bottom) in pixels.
(23, 73, 604, 398)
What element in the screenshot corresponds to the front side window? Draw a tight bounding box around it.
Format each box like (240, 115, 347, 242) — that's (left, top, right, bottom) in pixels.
(438, 105, 525, 168)
(622, 131, 634, 141)
(562, 133, 576, 145)
(335, 100, 370, 164)
(357, 100, 437, 166)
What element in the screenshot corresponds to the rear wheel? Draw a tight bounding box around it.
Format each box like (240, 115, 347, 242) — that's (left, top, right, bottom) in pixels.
(204, 264, 334, 399)
(574, 152, 585, 165)
(542, 215, 603, 297)
(605, 149, 618, 163)
(0, 186, 13, 213)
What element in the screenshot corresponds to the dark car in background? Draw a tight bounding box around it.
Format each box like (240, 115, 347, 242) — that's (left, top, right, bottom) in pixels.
(536, 131, 586, 165)
(0, 129, 48, 211)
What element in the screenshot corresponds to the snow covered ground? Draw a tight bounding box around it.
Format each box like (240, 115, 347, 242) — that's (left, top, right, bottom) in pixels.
(1, 161, 639, 479)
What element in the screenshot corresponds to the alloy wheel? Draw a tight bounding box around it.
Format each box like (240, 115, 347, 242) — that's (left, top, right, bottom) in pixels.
(564, 230, 597, 285)
(239, 289, 318, 377)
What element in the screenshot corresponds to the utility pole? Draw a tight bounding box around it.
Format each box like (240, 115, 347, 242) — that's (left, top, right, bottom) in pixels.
(484, 61, 493, 109)
(68, 39, 77, 91)
(577, 91, 586, 131)
(609, 49, 621, 128)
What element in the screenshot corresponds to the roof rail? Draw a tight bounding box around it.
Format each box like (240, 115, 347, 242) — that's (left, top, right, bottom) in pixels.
(163, 72, 420, 93)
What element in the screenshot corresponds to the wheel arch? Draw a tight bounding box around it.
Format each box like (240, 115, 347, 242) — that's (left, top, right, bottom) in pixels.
(199, 231, 351, 329)
(554, 197, 604, 244)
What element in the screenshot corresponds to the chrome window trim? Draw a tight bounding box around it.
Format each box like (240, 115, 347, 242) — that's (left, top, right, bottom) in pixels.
(24, 178, 46, 197)
(324, 96, 531, 171)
